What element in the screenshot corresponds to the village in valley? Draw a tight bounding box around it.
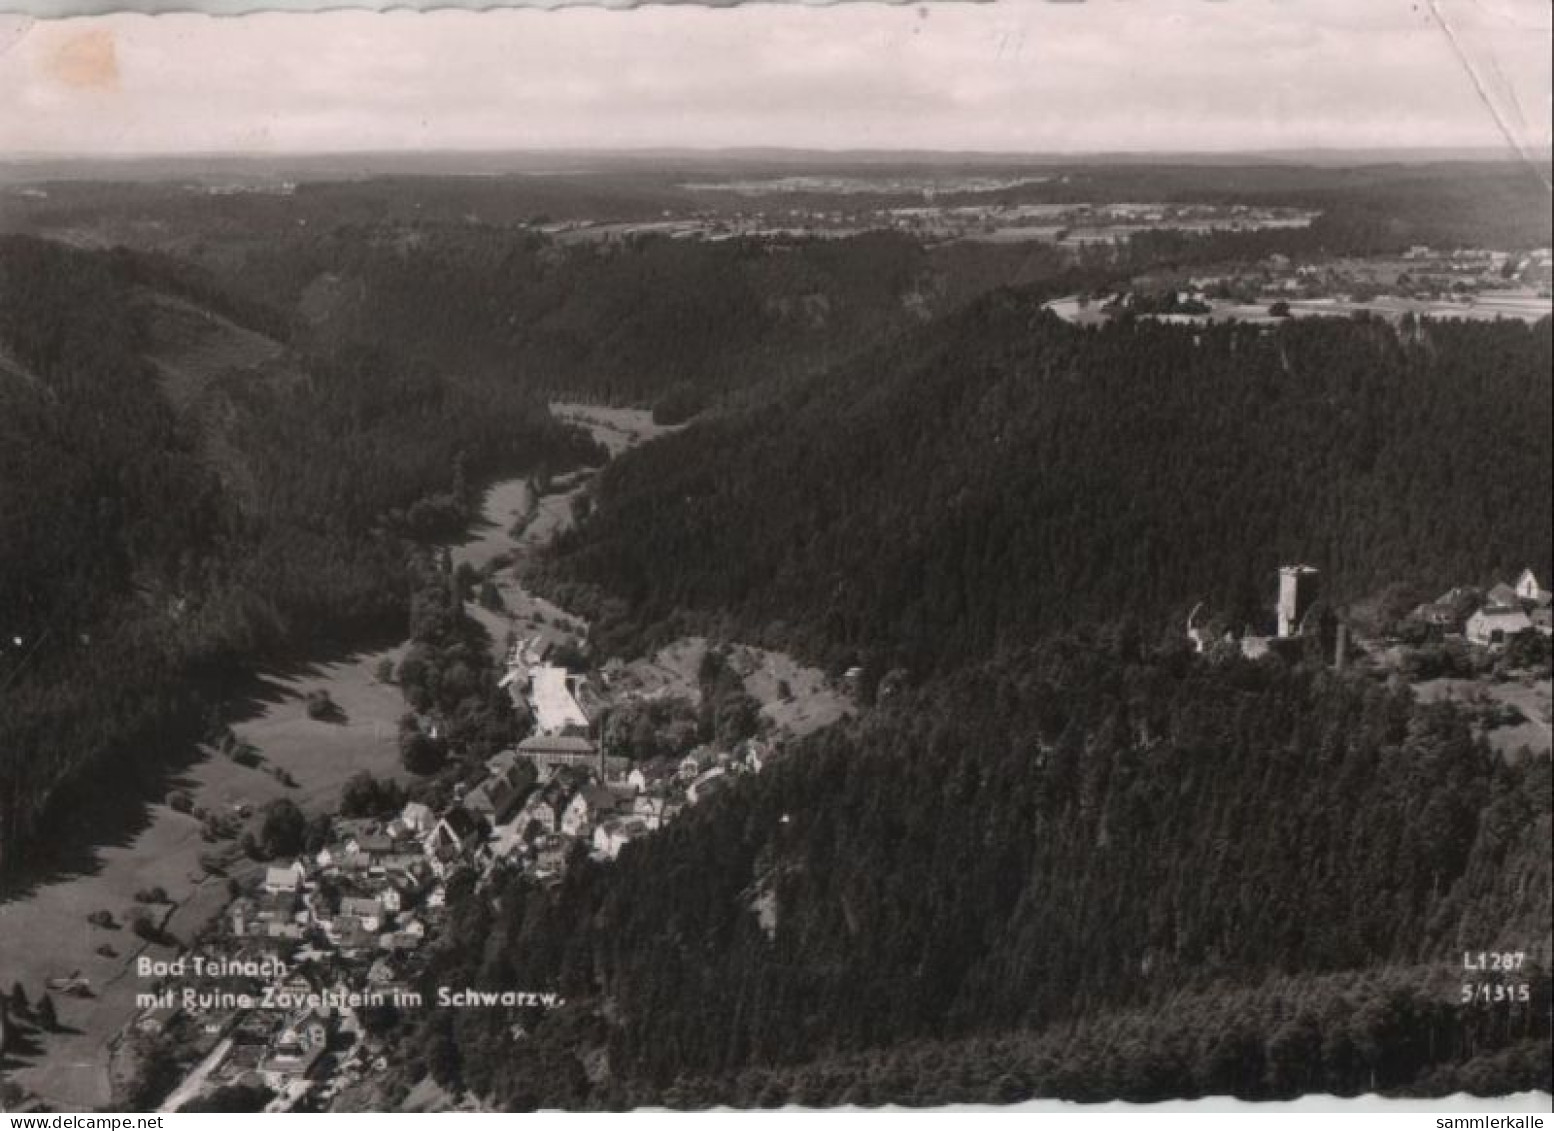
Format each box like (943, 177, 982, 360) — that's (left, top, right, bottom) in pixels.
(0, 409, 850, 1114)
(115, 640, 788, 1112)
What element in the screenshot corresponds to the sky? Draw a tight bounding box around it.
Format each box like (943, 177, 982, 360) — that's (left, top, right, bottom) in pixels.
(0, 0, 1549, 158)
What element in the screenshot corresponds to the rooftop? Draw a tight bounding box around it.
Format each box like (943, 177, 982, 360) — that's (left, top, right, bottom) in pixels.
(529, 664, 590, 735)
(518, 733, 596, 754)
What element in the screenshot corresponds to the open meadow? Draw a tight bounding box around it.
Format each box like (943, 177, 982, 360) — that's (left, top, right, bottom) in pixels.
(0, 647, 408, 1110)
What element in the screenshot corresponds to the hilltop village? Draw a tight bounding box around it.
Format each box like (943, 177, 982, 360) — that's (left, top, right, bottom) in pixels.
(1188, 564, 1553, 666)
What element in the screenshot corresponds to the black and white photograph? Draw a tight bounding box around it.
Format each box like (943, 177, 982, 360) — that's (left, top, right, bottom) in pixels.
(0, 0, 1550, 1116)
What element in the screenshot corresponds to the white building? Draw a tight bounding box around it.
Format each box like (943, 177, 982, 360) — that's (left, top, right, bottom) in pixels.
(1466, 605, 1532, 647)
(528, 664, 590, 736)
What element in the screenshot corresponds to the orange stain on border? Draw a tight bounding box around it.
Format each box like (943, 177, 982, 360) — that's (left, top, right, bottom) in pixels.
(47, 29, 119, 91)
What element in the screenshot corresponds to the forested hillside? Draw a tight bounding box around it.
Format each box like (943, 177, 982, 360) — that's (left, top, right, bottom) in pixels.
(221, 228, 1079, 408)
(536, 300, 1553, 680)
(0, 235, 602, 870)
(10, 160, 1544, 419)
(396, 640, 1551, 1106)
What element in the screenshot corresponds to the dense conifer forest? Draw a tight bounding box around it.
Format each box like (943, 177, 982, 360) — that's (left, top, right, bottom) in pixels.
(392, 639, 1551, 1106)
(222, 228, 1081, 406)
(0, 236, 601, 869)
(536, 300, 1553, 680)
(466, 270, 1551, 1105)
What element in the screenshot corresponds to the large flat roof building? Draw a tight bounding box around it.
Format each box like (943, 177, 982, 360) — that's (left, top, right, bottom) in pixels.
(529, 663, 590, 736)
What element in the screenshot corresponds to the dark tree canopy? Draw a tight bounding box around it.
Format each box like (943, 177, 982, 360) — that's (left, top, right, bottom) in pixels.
(537, 305, 1552, 677)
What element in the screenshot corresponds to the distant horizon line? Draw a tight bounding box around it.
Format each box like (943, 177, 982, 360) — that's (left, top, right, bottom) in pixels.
(2, 143, 1551, 167)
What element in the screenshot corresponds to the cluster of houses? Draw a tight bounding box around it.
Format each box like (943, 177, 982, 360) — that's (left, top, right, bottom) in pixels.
(132, 912, 416, 1109)
(131, 720, 775, 1110)
(1412, 568, 1553, 646)
(495, 736, 770, 873)
(488, 639, 773, 871)
(132, 792, 469, 1107)
(133, 606, 784, 1110)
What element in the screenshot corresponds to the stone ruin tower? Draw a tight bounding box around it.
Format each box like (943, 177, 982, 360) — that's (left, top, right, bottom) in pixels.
(1276, 564, 1320, 638)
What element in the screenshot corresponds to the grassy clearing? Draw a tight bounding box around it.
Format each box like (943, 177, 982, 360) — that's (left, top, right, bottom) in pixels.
(1414, 675, 1553, 762)
(0, 647, 406, 1110)
(616, 637, 852, 740)
(550, 402, 679, 458)
(453, 479, 534, 574)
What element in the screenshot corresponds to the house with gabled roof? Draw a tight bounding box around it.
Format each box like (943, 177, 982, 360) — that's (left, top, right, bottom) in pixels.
(282, 1005, 333, 1053)
(260, 1039, 326, 1091)
(1512, 568, 1549, 602)
(331, 916, 377, 955)
(1486, 582, 1520, 609)
(517, 733, 599, 773)
(1466, 604, 1533, 647)
(561, 784, 634, 837)
(380, 853, 426, 881)
(228, 896, 259, 937)
(255, 888, 300, 923)
(1411, 586, 1480, 631)
(464, 772, 522, 824)
(631, 793, 671, 830)
(263, 860, 307, 895)
(339, 895, 385, 934)
(348, 833, 394, 860)
(374, 876, 414, 914)
(627, 759, 678, 793)
(486, 749, 525, 779)
(397, 801, 437, 837)
(424, 808, 483, 876)
(532, 833, 576, 877)
(593, 816, 652, 860)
